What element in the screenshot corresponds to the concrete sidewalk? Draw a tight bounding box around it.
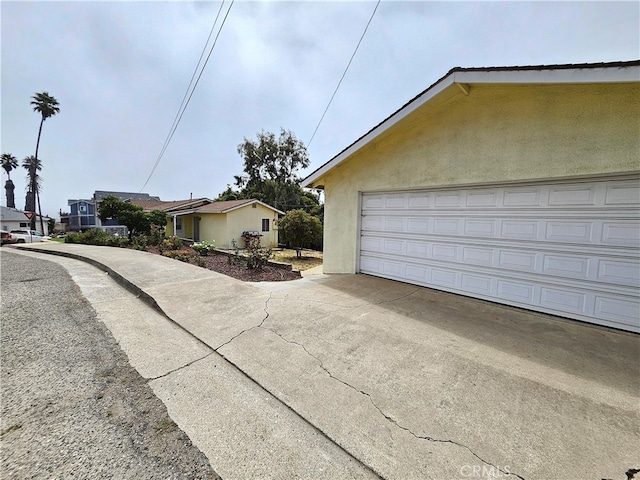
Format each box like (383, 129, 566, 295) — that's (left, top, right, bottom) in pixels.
(9, 243, 640, 480)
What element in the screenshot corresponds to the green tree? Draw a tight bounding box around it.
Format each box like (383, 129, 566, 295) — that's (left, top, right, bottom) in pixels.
(148, 210, 168, 231)
(98, 195, 150, 240)
(1, 153, 18, 180)
(276, 209, 323, 258)
(1, 153, 18, 208)
(47, 217, 56, 235)
(31, 91, 60, 232)
(215, 185, 242, 201)
(234, 129, 310, 211)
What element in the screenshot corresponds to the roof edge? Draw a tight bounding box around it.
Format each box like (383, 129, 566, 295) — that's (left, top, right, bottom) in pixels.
(302, 60, 640, 188)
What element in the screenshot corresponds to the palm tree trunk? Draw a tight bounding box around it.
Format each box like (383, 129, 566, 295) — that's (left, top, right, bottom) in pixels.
(37, 189, 44, 233)
(31, 117, 44, 231)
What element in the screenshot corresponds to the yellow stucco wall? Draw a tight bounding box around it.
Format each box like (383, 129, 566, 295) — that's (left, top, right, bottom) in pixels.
(225, 204, 280, 248)
(167, 204, 280, 248)
(314, 82, 640, 273)
(198, 214, 227, 246)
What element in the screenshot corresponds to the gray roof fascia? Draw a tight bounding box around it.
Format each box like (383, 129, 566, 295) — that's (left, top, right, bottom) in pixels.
(220, 199, 285, 215)
(302, 61, 640, 188)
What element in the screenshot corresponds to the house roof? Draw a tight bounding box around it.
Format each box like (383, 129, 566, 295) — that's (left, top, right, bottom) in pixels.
(0, 206, 51, 222)
(302, 60, 640, 188)
(93, 191, 160, 202)
(194, 199, 284, 215)
(131, 198, 211, 212)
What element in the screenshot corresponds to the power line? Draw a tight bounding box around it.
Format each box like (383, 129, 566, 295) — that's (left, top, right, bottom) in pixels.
(307, 0, 381, 149)
(138, 0, 235, 194)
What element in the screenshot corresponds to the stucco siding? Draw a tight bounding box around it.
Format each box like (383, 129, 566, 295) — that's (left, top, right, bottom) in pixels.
(226, 204, 280, 248)
(199, 215, 227, 246)
(318, 82, 640, 273)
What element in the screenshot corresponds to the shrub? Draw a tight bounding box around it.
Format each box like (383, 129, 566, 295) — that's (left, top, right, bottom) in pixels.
(65, 230, 129, 247)
(158, 236, 183, 253)
(162, 249, 192, 262)
(245, 235, 272, 270)
(191, 240, 216, 256)
(161, 249, 205, 267)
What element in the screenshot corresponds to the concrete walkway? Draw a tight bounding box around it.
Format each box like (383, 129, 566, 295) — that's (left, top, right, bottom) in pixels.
(8, 243, 639, 480)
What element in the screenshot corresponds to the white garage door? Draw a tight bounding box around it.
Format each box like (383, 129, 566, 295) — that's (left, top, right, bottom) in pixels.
(359, 177, 640, 333)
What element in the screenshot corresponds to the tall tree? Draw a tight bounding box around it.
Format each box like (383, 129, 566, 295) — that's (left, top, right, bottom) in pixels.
(1, 153, 18, 208)
(235, 129, 310, 211)
(276, 209, 323, 257)
(31, 91, 60, 231)
(22, 155, 42, 216)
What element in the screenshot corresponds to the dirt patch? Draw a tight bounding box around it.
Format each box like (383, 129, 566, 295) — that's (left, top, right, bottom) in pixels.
(272, 249, 323, 271)
(146, 246, 312, 282)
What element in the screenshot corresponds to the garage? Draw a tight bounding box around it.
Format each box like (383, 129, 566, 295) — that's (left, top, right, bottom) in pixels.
(359, 176, 640, 332)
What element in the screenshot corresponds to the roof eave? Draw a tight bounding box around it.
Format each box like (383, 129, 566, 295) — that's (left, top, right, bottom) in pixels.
(302, 62, 640, 188)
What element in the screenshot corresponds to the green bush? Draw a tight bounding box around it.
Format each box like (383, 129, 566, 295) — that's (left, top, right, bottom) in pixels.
(158, 236, 183, 253)
(161, 249, 205, 267)
(65, 230, 129, 247)
(245, 235, 272, 270)
(191, 240, 216, 256)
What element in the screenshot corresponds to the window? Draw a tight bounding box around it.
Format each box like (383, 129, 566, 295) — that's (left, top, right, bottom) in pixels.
(79, 204, 87, 213)
(20, 222, 28, 228)
(262, 219, 269, 232)
(176, 217, 182, 230)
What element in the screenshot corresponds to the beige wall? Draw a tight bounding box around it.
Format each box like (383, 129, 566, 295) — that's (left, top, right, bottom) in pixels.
(314, 82, 640, 273)
(225, 204, 280, 248)
(168, 204, 280, 248)
(198, 214, 227, 246)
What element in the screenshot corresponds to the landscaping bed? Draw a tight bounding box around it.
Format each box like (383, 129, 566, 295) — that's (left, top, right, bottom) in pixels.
(146, 246, 312, 282)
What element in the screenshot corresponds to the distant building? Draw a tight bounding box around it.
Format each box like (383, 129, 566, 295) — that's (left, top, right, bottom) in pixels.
(1, 206, 51, 234)
(62, 191, 160, 234)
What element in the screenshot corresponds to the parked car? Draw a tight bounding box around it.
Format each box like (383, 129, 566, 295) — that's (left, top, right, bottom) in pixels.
(9, 229, 51, 243)
(1, 229, 18, 246)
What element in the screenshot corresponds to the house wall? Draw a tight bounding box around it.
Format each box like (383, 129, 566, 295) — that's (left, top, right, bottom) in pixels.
(315, 82, 640, 273)
(199, 214, 228, 247)
(225, 204, 280, 248)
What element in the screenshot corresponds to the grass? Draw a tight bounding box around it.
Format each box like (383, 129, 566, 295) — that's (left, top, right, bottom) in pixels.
(272, 249, 323, 271)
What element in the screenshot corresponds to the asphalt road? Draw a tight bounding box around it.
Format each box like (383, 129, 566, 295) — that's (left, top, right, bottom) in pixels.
(0, 249, 220, 479)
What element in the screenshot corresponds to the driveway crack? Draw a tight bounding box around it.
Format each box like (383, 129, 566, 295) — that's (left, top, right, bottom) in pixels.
(214, 293, 272, 350)
(263, 326, 525, 480)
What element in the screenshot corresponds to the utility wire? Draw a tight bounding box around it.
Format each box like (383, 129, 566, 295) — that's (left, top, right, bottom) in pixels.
(307, 0, 381, 148)
(139, 0, 235, 194)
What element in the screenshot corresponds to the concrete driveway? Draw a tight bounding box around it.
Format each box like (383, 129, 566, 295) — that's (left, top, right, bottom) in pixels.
(9, 243, 640, 480)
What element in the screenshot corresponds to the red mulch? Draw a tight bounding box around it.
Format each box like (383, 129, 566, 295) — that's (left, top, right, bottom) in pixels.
(148, 247, 302, 282)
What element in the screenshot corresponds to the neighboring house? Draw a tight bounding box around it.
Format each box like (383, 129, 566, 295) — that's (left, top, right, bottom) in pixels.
(66, 199, 98, 231)
(302, 60, 640, 333)
(0, 206, 51, 234)
(62, 191, 160, 234)
(133, 198, 284, 248)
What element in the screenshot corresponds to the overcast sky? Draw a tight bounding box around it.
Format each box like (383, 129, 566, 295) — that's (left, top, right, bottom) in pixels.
(2, 1, 638, 219)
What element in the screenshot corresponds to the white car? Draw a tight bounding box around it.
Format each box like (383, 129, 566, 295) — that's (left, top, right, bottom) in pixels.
(9, 229, 51, 243)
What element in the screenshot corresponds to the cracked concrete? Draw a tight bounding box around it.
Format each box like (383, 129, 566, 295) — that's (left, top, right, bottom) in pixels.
(11, 243, 640, 480)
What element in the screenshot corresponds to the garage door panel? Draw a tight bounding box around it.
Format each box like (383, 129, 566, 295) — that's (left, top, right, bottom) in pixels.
(462, 246, 494, 266)
(466, 190, 500, 207)
(360, 177, 640, 332)
(540, 287, 588, 315)
(461, 274, 494, 295)
(545, 221, 594, 243)
(605, 181, 640, 205)
(499, 250, 539, 272)
(601, 221, 640, 246)
(548, 184, 597, 206)
(597, 259, 640, 287)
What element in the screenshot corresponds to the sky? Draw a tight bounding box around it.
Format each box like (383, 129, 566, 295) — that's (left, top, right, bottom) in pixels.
(1, 1, 638, 220)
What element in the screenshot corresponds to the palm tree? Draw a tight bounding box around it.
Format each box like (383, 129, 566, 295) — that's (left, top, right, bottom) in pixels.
(31, 91, 60, 231)
(22, 155, 42, 220)
(1, 153, 18, 208)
